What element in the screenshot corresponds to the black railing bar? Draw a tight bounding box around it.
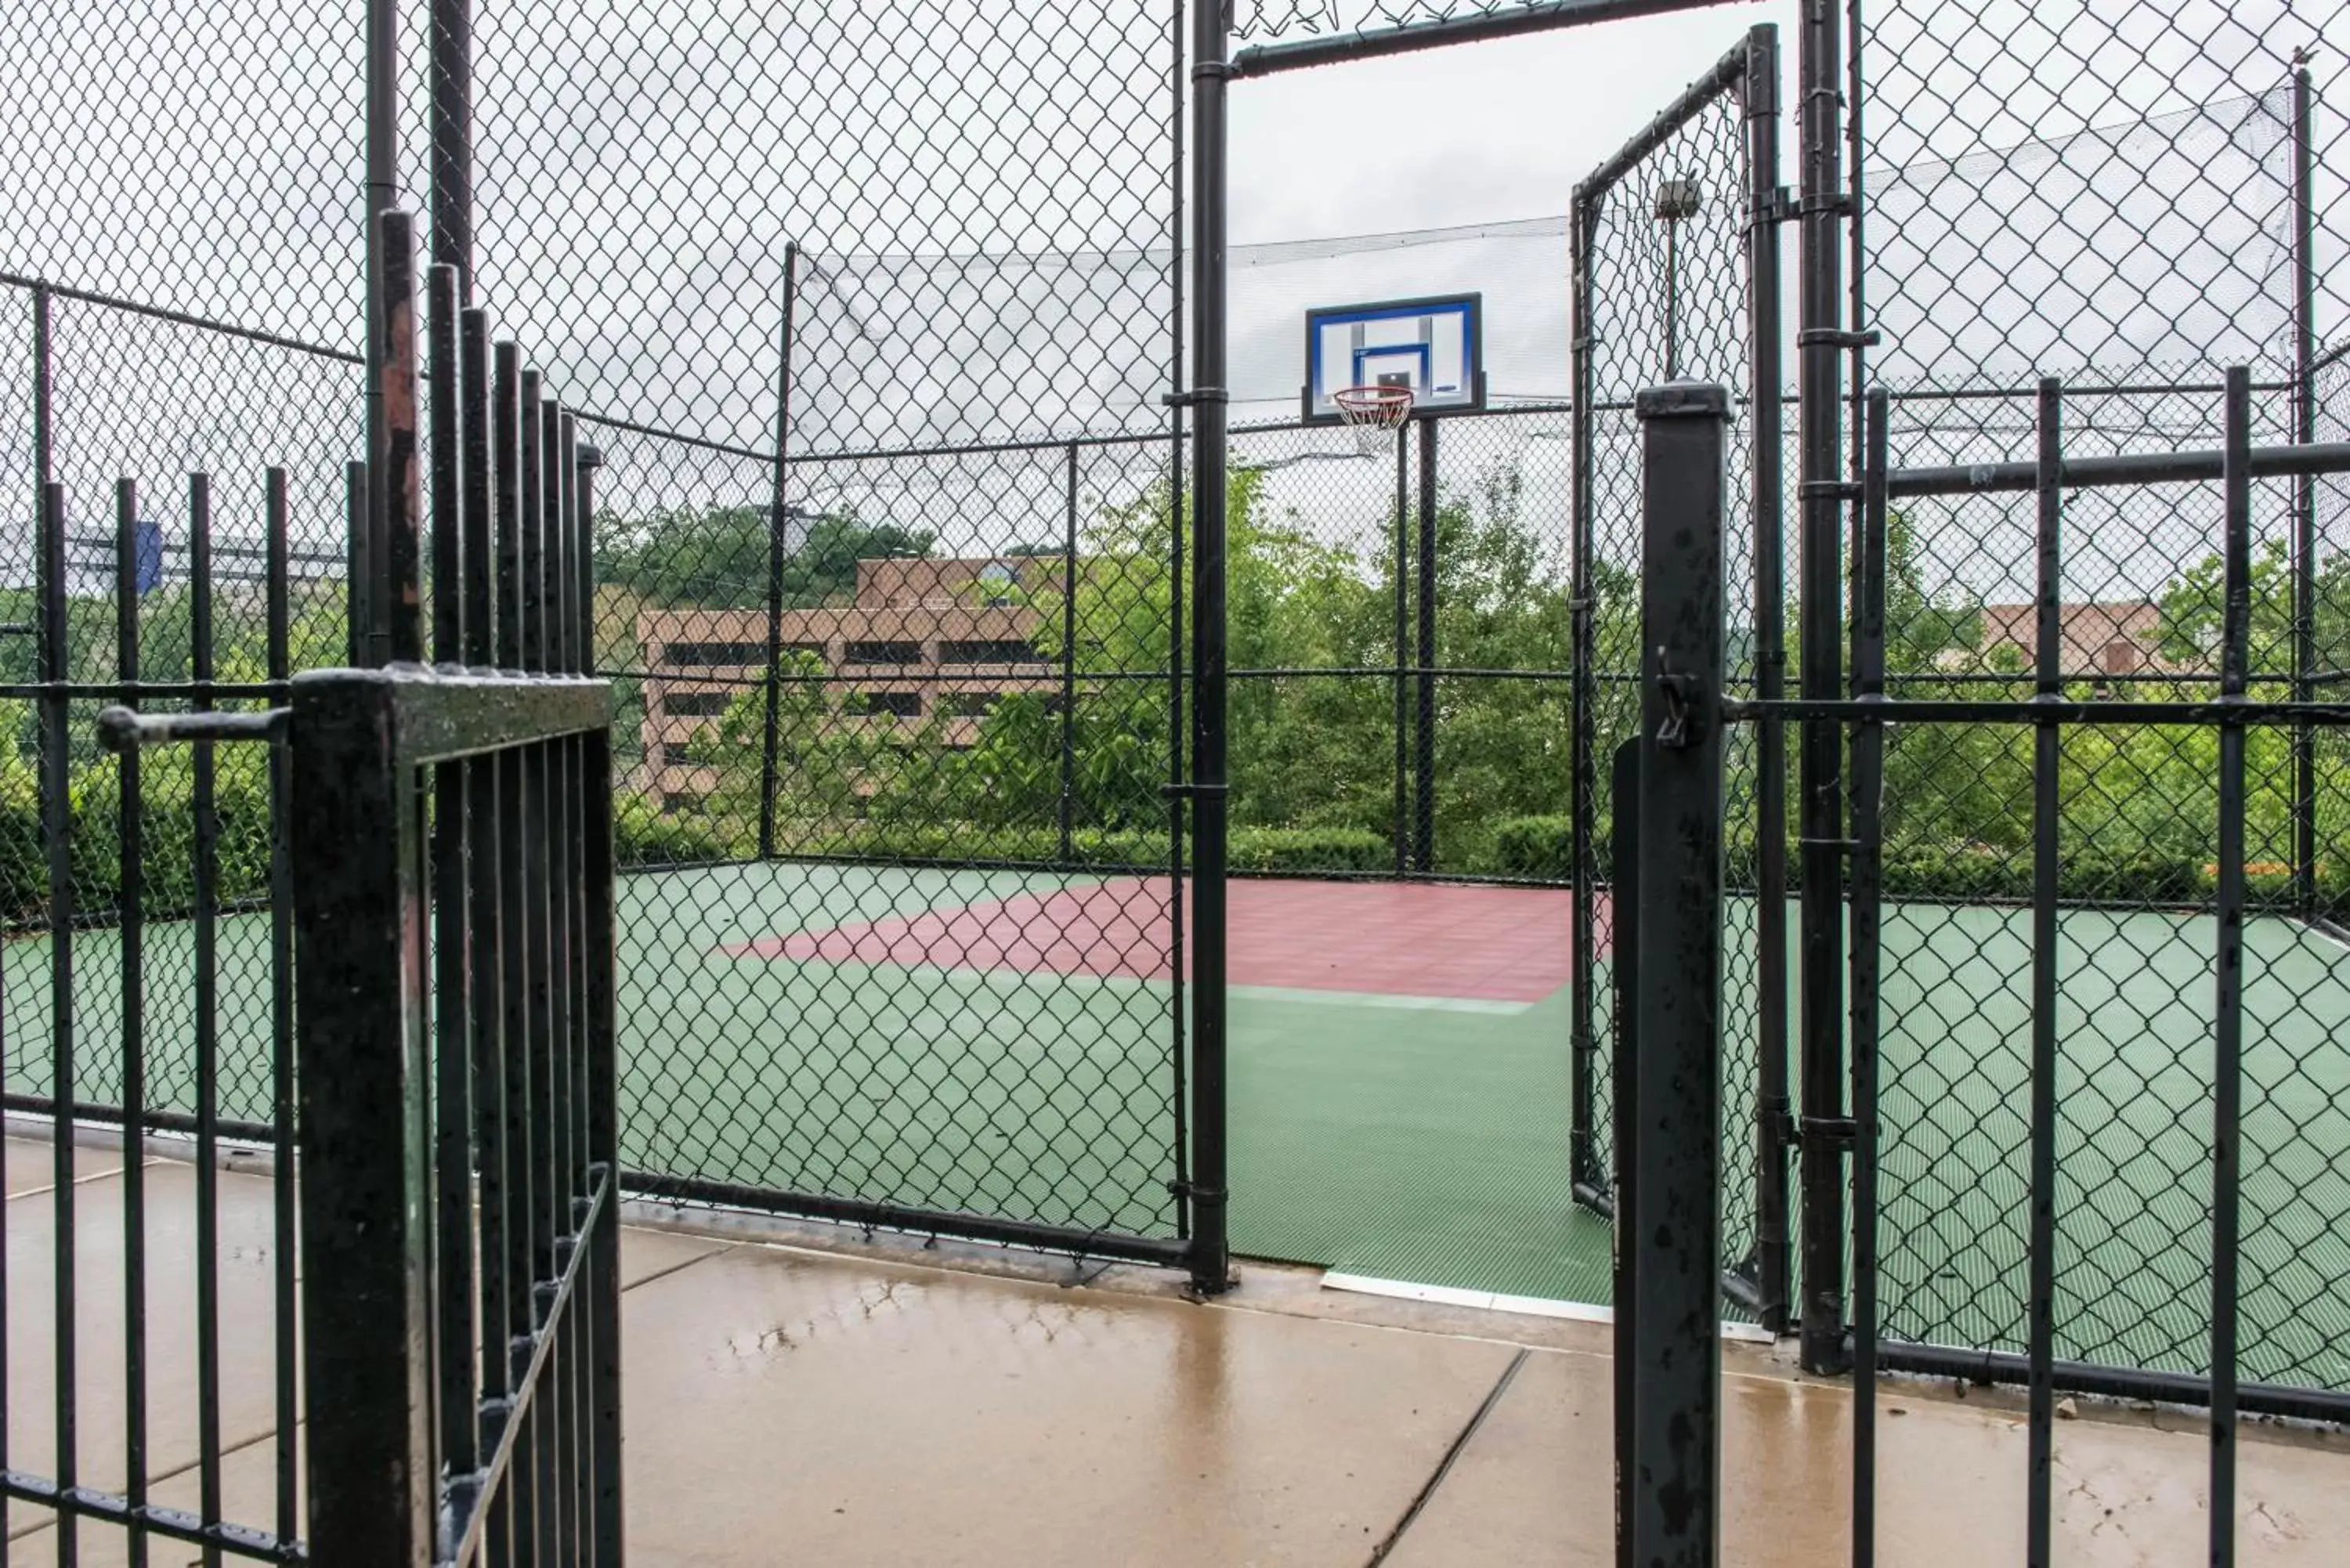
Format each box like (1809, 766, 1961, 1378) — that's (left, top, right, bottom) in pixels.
(0, 270, 364, 367)
(1888, 439, 2350, 496)
(777, 399, 1580, 468)
(2, 892, 277, 938)
(96, 706, 288, 751)
(1880, 378, 2298, 403)
(1231, 0, 1735, 77)
(0, 681, 291, 700)
(443, 1164, 612, 1567)
(0, 1473, 302, 1563)
(1728, 696, 2350, 725)
(619, 1171, 1191, 1270)
(1864, 1339, 2350, 1425)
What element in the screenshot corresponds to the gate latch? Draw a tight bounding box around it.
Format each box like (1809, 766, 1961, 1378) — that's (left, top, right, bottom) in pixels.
(1654, 651, 1701, 750)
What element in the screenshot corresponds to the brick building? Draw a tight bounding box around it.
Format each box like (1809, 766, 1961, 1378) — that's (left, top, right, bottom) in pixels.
(638, 556, 1056, 808)
(1974, 599, 2171, 677)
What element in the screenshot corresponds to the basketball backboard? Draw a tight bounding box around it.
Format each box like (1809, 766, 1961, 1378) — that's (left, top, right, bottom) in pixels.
(1302, 293, 1485, 423)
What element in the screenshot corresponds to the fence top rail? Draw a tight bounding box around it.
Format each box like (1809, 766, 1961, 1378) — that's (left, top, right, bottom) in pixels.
(1573, 24, 1762, 205)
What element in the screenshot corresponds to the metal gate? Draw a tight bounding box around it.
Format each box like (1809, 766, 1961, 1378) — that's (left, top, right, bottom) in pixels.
(1619, 366, 2350, 1560)
(75, 212, 625, 1563)
(1566, 22, 1785, 1326)
(292, 214, 621, 1564)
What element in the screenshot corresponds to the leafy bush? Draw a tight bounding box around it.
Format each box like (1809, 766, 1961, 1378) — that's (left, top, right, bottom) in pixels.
(612, 793, 745, 869)
(1224, 826, 1387, 873)
(1491, 815, 1574, 880)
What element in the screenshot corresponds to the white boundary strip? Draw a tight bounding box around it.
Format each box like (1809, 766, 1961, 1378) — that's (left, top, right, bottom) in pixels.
(1321, 1270, 1776, 1343)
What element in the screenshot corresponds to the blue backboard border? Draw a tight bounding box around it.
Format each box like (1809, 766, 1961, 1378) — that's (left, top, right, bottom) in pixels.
(1300, 291, 1487, 425)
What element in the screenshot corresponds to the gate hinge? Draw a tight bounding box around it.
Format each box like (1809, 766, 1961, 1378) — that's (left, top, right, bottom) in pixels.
(1799, 479, 1864, 502)
(1161, 781, 1231, 800)
(1798, 836, 1864, 854)
(1795, 190, 1855, 219)
(1162, 387, 1228, 408)
(1798, 327, 1882, 351)
(1799, 1115, 1859, 1148)
(1168, 1180, 1227, 1205)
(1751, 186, 1796, 226)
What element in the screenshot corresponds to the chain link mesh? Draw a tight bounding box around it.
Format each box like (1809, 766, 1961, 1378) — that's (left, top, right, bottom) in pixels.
(1572, 45, 1772, 1313)
(1859, 0, 2350, 1389)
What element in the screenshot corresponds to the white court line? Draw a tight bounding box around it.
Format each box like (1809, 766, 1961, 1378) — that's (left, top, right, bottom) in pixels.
(1321, 1270, 1776, 1342)
(1229, 985, 1531, 1016)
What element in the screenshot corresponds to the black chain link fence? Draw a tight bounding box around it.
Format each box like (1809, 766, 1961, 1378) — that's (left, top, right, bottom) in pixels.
(9, 0, 2350, 1412)
(1856, 1, 2350, 1390)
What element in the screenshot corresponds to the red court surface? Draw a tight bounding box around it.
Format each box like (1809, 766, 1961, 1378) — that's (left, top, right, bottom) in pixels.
(722, 878, 1585, 1003)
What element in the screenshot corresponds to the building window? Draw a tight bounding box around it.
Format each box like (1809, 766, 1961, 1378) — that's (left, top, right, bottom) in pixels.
(862, 691, 923, 718)
(660, 791, 703, 815)
(663, 640, 765, 667)
(938, 692, 1001, 717)
(844, 639, 921, 666)
(938, 638, 1040, 665)
(665, 690, 732, 717)
(661, 742, 698, 768)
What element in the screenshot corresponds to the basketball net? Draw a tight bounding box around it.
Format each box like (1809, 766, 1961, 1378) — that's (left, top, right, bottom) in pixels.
(1333, 384, 1413, 458)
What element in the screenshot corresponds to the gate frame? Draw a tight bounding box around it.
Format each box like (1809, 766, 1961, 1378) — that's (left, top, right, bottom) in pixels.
(1562, 21, 1788, 1330)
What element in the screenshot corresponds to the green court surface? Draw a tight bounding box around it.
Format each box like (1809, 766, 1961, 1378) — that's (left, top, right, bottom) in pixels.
(5, 863, 2347, 1388)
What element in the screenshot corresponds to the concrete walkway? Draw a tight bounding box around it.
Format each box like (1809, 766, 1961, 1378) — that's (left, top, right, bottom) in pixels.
(5, 1140, 2347, 1564)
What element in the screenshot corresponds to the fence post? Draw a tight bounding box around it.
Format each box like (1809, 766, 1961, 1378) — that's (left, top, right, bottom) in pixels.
(1060, 440, 1079, 862)
(1568, 186, 1604, 1202)
(1622, 380, 1728, 1566)
(294, 677, 432, 1563)
(759, 241, 800, 861)
(1183, 0, 1233, 1295)
(1795, 0, 1851, 1375)
(428, 0, 472, 296)
(2291, 64, 2317, 916)
(1393, 419, 1410, 876)
(1740, 20, 1793, 1339)
(1414, 414, 1438, 873)
(1608, 736, 1640, 1568)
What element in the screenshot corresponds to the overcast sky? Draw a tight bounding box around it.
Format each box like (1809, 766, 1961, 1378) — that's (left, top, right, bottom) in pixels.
(1227, 2, 1784, 244)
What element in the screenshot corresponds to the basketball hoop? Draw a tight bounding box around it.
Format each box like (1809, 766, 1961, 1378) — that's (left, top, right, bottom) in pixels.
(1333, 384, 1414, 456)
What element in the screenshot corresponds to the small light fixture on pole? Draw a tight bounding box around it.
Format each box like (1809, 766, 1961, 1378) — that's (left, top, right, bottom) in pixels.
(1654, 175, 1701, 381)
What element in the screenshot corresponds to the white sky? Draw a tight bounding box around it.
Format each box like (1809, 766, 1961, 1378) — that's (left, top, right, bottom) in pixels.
(1226, 3, 1784, 243)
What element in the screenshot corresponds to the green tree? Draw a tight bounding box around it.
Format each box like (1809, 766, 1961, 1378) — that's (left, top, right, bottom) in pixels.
(595, 504, 935, 609)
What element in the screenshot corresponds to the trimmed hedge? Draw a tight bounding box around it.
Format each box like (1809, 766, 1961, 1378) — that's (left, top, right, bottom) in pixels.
(1492, 815, 1574, 880)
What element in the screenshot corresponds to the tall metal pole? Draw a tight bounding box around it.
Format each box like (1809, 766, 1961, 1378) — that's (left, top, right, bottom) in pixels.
(759, 243, 801, 862)
(1567, 187, 1603, 1203)
(2292, 63, 2317, 916)
(1394, 427, 1411, 876)
(1741, 22, 1791, 1338)
(1184, 0, 1234, 1295)
(1060, 440, 1080, 863)
(428, 0, 473, 298)
(1623, 379, 1729, 1566)
(1415, 414, 1439, 873)
(1795, 0, 1850, 1374)
(363, 0, 400, 661)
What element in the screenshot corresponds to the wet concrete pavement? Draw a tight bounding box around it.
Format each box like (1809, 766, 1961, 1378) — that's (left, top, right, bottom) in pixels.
(5, 1140, 2347, 1564)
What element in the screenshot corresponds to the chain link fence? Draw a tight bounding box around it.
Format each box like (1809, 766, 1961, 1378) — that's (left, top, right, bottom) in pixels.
(1856, 1, 2350, 1391)
(9, 0, 2350, 1416)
